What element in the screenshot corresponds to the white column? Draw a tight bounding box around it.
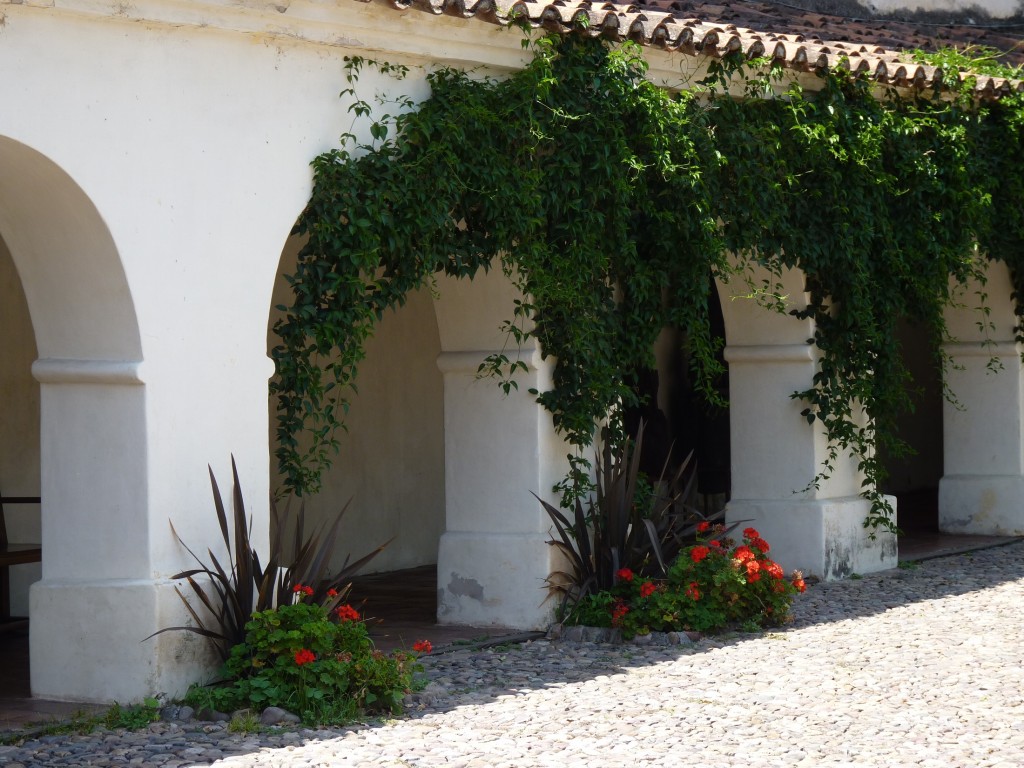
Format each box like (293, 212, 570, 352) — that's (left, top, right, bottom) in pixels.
(432, 270, 571, 629)
(724, 344, 897, 579)
(28, 360, 217, 702)
(718, 265, 897, 580)
(940, 261, 1024, 535)
(435, 349, 568, 629)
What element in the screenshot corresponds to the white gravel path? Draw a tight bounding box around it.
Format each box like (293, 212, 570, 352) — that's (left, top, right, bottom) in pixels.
(3, 541, 1023, 767)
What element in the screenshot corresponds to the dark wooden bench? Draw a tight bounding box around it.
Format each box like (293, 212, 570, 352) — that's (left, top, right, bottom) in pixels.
(0, 494, 41, 629)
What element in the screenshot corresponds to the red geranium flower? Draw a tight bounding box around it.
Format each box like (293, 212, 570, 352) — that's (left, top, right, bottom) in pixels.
(793, 578, 807, 593)
(610, 600, 629, 627)
(413, 639, 432, 654)
(696, 521, 711, 533)
(616, 567, 634, 582)
(639, 581, 657, 598)
(745, 559, 761, 576)
(336, 604, 361, 622)
(292, 584, 314, 597)
(752, 537, 771, 553)
(690, 546, 710, 563)
(743, 527, 760, 540)
(685, 582, 701, 601)
(732, 545, 754, 562)
(294, 649, 316, 666)
(326, 588, 338, 598)
(764, 561, 784, 579)
(708, 539, 721, 549)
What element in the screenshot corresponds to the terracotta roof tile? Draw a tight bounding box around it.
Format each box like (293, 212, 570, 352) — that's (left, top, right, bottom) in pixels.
(376, 0, 1024, 96)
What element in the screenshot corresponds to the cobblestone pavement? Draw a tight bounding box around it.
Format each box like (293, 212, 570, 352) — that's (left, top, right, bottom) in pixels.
(3, 541, 1024, 767)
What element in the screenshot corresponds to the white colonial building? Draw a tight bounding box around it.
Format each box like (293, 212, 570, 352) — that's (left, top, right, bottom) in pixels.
(1, 0, 1022, 702)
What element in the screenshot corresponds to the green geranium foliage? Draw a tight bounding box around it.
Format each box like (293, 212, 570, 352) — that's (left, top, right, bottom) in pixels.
(271, 34, 1024, 534)
(567, 526, 805, 637)
(184, 599, 418, 725)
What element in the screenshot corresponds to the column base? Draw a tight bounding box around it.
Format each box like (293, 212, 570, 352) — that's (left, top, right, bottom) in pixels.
(30, 578, 219, 703)
(437, 531, 556, 630)
(939, 475, 1024, 535)
(726, 496, 897, 580)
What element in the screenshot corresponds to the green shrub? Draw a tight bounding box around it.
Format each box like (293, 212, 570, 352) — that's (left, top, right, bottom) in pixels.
(152, 457, 390, 662)
(539, 421, 714, 616)
(185, 591, 421, 725)
(566, 527, 806, 638)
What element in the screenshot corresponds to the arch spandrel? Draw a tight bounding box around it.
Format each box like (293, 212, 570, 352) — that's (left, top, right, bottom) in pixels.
(0, 136, 142, 363)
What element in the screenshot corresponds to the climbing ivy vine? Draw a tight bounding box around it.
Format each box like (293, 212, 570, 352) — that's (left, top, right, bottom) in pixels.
(270, 34, 1024, 534)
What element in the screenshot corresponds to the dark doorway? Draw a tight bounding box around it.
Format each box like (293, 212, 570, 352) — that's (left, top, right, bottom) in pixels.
(625, 283, 731, 514)
(880, 319, 945, 533)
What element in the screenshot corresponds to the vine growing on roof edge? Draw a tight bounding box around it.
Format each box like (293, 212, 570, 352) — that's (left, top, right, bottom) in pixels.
(270, 34, 1024, 535)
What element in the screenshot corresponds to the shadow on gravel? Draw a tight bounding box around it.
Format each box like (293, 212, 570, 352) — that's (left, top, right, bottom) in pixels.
(318, 538, 1024, 738)
(4, 539, 1023, 765)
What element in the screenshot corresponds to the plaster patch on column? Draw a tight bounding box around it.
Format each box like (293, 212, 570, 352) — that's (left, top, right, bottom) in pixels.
(823, 517, 854, 579)
(878, 534, 897, 563)
(979, 489, 997, 519)
(824, 540, 853, 579)
(447, 572, 485, 601)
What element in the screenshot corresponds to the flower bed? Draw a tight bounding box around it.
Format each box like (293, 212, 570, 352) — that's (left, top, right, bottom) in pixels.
(183, 587, 429, 726)
(564, 527, 806, 639)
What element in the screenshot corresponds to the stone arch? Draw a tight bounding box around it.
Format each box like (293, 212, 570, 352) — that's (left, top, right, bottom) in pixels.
(266, 232, 447, 577)
(0, 137, 141, 361)
(0, 135, 149, 699)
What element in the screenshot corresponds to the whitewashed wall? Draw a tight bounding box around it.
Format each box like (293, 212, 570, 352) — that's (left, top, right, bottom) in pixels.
(0, 2, 446, 702)
(1, 0, 1019, 704)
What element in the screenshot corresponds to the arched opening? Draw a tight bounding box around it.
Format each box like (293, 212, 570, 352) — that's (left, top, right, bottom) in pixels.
(268, 233, 447, 646)
(0, 230, 40, 697)
(0, 135, 145, 701)
(626, 281, 731, 514)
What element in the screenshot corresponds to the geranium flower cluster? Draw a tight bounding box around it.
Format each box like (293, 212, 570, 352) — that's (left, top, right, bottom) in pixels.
(186, 597, 423, 726)
(570, 524, 807, 638)
(677, 525, 806, 618)
(335, 604, 361, 622)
